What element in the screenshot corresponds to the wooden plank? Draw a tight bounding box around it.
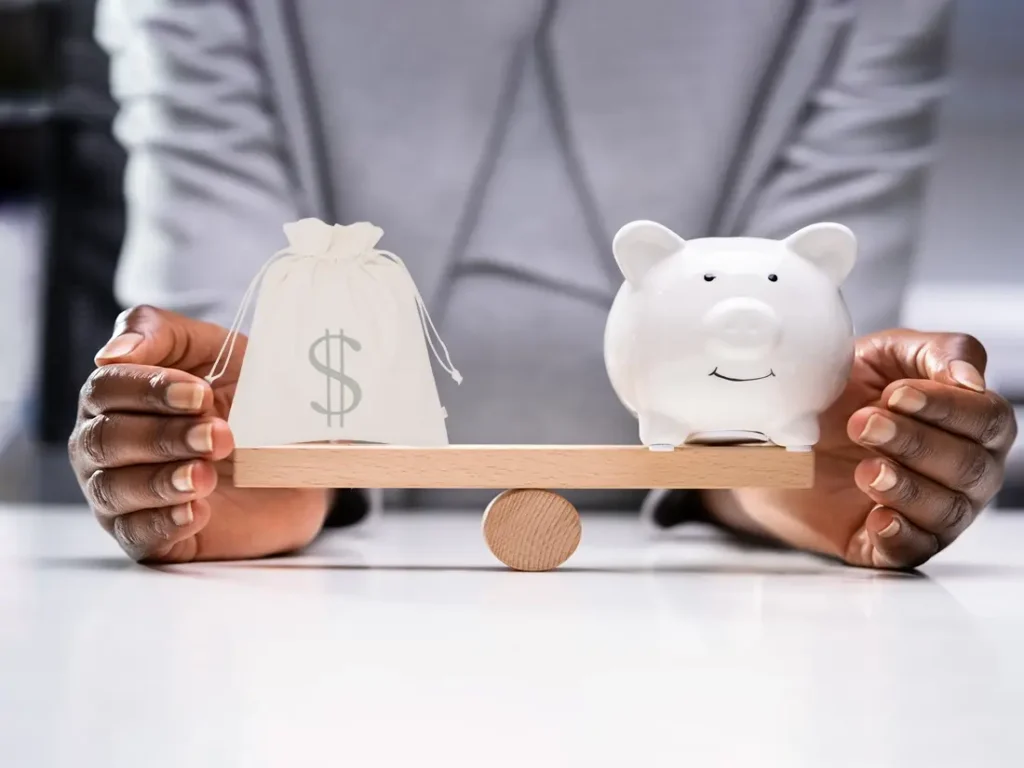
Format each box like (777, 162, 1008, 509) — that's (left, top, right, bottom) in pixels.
(232, 444, 814, 489)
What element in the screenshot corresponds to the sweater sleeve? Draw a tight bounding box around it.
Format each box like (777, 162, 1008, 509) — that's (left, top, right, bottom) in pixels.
(735, 2, 954, 334)
(95, 0, 300, 328)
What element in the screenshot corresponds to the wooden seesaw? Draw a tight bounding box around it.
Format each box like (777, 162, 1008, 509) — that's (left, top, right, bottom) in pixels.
(232, 444, 814, 571)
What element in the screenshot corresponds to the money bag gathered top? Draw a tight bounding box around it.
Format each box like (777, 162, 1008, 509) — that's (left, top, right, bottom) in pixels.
(211, 218, 461, 447)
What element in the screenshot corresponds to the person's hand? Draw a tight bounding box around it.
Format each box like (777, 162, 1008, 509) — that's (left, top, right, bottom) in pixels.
(703, 330, 1017, 569)
(69, 306, 333, 563)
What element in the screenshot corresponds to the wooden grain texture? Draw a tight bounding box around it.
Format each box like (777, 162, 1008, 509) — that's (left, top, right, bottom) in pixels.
(232, 444, 814, 489)
(482, 489, 582, 571)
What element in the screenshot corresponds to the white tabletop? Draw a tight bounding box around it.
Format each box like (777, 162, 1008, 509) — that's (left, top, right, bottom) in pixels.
(2, 504, 1023, 768)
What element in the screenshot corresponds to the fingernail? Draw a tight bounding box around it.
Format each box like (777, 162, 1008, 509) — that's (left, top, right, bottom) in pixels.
(186, 423, 214, 454)
(859, 414, 897, 445)
(870, 463, 898, 492)
(171, 463, 195, 493)
(877, 516, 901, 538)
(170, 503, 193, 527)
(166, 382, 205, 411)
(950, 360, 985, 393)
(888, 386, 926, 414)
(95, 332, 143, 362)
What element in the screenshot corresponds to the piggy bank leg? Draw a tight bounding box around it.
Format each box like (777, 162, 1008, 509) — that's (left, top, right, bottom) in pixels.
(767, 416, 819, 452)
(638, 411, 690, 451)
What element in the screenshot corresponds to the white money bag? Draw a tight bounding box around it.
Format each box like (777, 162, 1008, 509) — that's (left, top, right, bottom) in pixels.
(209, 218, 461, 447)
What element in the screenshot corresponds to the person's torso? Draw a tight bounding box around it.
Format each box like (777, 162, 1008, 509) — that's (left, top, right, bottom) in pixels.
(280, 0, 799, 507)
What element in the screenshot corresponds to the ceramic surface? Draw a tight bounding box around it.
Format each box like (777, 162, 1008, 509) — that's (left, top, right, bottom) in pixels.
(605, 221, 857, 450)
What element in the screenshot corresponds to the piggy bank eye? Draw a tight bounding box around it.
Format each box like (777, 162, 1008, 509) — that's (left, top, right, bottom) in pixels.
(703, 274, 715, 282)
(768, 274, 778, 282)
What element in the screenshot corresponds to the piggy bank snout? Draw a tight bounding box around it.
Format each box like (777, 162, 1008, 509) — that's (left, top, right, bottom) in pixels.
(702, 298, 781, 360)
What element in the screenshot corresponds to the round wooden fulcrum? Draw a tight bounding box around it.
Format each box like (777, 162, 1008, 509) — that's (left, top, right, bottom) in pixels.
(482, 489, 582, 571)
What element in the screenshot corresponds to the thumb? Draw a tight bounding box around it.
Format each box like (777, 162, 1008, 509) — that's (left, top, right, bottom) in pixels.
(883, 330, 988, 393)
(94, 305, 234, 372)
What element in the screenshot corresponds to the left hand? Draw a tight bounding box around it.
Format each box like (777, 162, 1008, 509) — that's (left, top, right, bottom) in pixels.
(704, 330, 1017, 569)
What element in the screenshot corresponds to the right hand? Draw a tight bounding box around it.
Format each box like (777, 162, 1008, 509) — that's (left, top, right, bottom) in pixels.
(69, 306, 333, 563)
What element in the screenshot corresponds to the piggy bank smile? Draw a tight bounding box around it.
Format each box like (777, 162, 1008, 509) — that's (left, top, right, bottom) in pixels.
(709, 367, 776, 382)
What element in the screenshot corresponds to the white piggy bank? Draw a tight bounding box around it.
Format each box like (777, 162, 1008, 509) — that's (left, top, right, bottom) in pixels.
(604, 220, 857, 451)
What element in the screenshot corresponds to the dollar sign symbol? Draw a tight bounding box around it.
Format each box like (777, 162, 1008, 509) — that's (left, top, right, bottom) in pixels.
(309, 329, 363, 427)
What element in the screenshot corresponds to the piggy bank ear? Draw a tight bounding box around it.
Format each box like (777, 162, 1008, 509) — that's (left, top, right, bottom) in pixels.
(783, 223, 857, 285)
(612, 220, 685, 284)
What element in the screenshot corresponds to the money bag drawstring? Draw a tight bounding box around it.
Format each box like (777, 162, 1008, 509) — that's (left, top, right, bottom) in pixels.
(378, 249, 463, 385)
(205, 247, 292, 385)
(205, 242, 462, 387)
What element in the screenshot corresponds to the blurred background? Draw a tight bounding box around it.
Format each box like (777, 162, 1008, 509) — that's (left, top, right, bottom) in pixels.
(1, 0, 1022, 505)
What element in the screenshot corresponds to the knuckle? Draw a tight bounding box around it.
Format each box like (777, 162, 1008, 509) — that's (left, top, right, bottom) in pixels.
(955, 448, 991, 493)
(68, 421, 91, 472)
(79, 367, 106, 409)
(118, 304, 159, 330)
(145, 509, 174, 541)
(979, 398, 1015, 447)
(151, 418, 182, 461)
(1003, 399, 1020, 443)
(80, 365, 130, 411)
(86, 469, 118, 512)
(948, 332, 987, 365)
(144, 371, 172, 409)
(148, 464, 178, 503)
(67, 427, 80, 466)
(112, 515, 144, 556)
(924, 391, 953, 423)
(936, 492, 973, 534)
(112, 512, 168, 561)
(78, 415, 112, 467)
(892, 470, 922, 507)
(897, 426, 931, 462)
